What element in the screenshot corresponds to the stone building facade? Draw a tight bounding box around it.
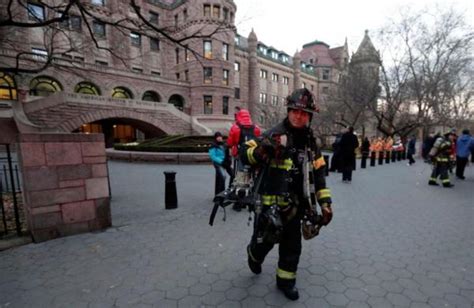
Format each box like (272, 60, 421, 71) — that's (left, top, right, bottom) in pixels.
(0, 0, 379, 141)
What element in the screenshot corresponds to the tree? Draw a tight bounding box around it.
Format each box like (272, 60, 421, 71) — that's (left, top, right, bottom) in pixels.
(372, 5, 473, 138)
(0, 0, 235, 74)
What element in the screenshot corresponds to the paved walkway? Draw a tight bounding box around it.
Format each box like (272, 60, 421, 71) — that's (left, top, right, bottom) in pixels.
(1, 158, 473, 307)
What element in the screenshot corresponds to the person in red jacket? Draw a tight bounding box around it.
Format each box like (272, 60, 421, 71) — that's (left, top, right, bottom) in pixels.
(227, 109, 261, 158)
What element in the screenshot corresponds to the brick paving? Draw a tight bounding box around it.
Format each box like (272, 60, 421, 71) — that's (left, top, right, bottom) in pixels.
(1, 159, 473, 307)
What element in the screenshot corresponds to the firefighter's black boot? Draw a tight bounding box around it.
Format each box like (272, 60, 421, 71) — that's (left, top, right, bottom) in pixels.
(428, 180, 439, 186)
(247, 245, 261, 274)
(443, 183, 454, 188)
(276, 278, 299, 301)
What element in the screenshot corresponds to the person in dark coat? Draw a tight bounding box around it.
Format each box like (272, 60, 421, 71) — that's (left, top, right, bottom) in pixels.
(407, 135, 416, 165)
(329, 133, 342, 172)
(339, 127, 359, 182)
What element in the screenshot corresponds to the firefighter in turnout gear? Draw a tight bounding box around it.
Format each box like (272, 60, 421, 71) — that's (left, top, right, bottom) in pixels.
(240, 88, 333, 301)
(428, 132, 455, 187)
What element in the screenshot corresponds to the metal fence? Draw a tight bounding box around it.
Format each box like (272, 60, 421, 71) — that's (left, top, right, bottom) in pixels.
(0, 144, 25, 237)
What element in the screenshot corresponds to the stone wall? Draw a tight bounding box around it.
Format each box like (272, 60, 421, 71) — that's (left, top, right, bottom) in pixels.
(18, 133, 111, 242)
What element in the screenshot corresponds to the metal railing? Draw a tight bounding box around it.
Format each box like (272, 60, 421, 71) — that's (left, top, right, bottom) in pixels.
(0, 144, 24, 237)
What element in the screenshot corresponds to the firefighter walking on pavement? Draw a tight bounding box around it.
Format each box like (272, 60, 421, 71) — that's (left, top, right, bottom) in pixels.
(240, 88, 333, 301)
(428, 132, 456, 187)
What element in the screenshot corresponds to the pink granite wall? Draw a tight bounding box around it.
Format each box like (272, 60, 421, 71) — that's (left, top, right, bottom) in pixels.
(18, 133, 111, 242)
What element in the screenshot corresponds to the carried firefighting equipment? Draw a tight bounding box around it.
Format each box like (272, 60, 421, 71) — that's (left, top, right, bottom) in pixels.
(286, 88, 319, 114)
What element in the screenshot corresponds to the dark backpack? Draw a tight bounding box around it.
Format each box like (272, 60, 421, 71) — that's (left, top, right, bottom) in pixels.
(237, 123, 256, 148)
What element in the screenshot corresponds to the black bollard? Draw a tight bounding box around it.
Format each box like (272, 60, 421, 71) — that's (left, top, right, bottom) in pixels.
(370, 151, 376, 167)
(385, 151, 391, 164)
(164, 171, 178, 209)
(361, 153, 367, 169)
(378, 152, 384, 165)
(323, 155, 329, 176)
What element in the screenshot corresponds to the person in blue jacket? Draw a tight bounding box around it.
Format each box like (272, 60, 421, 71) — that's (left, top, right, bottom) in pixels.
(209, 131, 232, 195)
(455, 129, 474, 179)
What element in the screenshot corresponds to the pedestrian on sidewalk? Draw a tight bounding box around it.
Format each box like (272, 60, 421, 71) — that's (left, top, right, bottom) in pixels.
(209, 132, 233, 196)
(455, 129, 474, 180)
(407, 135, 416, 165)
(339, 126, 359, 183)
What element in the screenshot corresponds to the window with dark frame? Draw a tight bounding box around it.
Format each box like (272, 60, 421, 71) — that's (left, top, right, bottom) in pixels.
(150, 37, 160, 51)
(149, 11, 159, 24)
(234, 87, 240, 99)
(203, 4, 211, 17)
(212, 5, 220, 19)
(223, 96, 229, 115)
(175, 48, 180, 64)
(91, 0, 105, 6)
(130, 32, 141, 47)
(27, 3, 45, 21)
(203, 67, 212, 84)
(223, 7, 229, 21)
(234, 62, 240, 71)
(204, 40, 212, 59)
(222, 69, 229, 85)
(222, 43, 229, 60)
(204, 95, 213, 114)
(92, 21, 106, 38)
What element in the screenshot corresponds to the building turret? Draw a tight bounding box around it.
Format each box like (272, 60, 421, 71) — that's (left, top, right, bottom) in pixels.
(293, 50, 301, 91)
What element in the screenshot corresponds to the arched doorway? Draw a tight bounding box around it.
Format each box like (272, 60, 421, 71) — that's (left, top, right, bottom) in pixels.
(168, 94, 185, 111)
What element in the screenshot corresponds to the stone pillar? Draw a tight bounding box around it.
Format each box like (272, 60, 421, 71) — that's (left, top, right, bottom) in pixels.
(247, 29, 259, 123)
(18, 133, 111, 242)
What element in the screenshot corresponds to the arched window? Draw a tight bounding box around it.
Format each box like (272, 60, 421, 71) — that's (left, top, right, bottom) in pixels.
(74, 81, 101, 95)
(112, 87, 133, 99)
(168, 94, 185, 111)
(142, 90, 161, 102)
(29, 76, 62, 97)
(0, 72, 17, 100)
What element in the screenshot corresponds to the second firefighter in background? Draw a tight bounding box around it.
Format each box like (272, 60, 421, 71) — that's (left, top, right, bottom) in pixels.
(240, 88, 333, 301)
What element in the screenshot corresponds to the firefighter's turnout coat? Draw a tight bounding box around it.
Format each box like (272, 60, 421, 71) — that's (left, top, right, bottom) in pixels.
(241, 118, 332, 288)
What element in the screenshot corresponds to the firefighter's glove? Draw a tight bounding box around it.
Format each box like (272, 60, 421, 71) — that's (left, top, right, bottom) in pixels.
(258, 137, 277, 160)
(320, 203, 333, 226)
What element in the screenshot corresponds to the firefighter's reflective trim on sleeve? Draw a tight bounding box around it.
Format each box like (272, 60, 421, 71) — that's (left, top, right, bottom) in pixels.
(270, 158, 293, 171)
(261, 195, 289, 207)
(245, 139, 258, 148)
(312, 157, 326, 170)
(316, 188, 331, 200)
(277, 268, 296, 280)
(247, 147, 257, 165)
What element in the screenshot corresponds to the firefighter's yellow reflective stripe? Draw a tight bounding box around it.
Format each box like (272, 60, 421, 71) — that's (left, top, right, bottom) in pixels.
(437, 158, 449, 162)
(247, 245, 259, 263)
(277, 268, 296, 280)
(270, 158, 293, 171)
(262, 195, 289, 206)
(262, 195, 276, 205)
(313, 157, 326, 170)
(245, 139, 258, 148)
(247, 148, 257, 165)
(277, 196, 289, 207)
(317, 188, 331, 200)
(430, 177, 437, 181)
(442, 179, 450, 183)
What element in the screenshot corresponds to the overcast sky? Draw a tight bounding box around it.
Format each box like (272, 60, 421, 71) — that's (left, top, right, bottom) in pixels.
(233, 0, 473, 56)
